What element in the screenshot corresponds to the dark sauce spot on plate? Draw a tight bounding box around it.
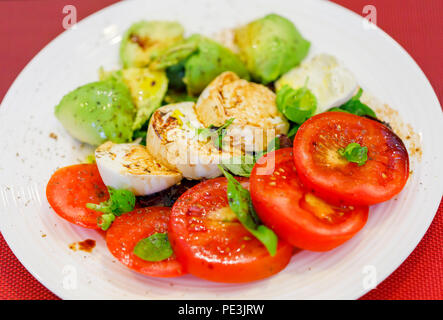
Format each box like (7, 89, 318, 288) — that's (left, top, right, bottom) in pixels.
(69, 239, 96, 253)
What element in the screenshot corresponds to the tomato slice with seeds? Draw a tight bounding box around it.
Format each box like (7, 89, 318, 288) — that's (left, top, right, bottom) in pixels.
(106, 207, 186, 277)
(250, 148, 368, 251)
(169, 177, 293, 283)
(46, 164, 109, 229)
(293, 112, 409, 206)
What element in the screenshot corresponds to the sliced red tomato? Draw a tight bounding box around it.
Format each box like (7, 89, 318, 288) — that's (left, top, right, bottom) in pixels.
(293, 112, 409, 206)
(106, 207, 185, 278)
(46, 164, 109, 229)
(169, 177, 293, 283)
(250, 148, 368, 251)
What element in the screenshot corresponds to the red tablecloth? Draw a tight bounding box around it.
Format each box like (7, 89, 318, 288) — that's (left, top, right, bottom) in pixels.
(0, 0, 441, 300)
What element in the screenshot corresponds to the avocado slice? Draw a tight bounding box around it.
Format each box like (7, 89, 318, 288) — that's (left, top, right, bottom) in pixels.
(120, 20, 184, 68)
(99, 68, 168, 130)
(183, 35, 250, 95)
(55, 80, 135, 146)
(234, 13, 310, 84)
(151, 34, 250, 96)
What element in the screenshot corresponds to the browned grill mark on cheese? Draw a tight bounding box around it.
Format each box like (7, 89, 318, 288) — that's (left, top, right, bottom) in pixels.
(152, 110, 178, 142)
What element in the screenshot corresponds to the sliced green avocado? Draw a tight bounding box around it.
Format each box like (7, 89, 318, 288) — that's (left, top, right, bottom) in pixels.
(120, 20, 184, 68)
(99, 67, 168, 130)
(55, 80, 135, 146)
(121, 68, 168, 130)
(183, 35, 250, 95)
(151, 34, 250, 96)
(235, 13, 310, 84)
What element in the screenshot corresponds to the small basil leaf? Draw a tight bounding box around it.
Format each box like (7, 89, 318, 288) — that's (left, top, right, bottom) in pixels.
(106, 187, 136, 216)
(248, 225, 278, 256)
(97, 213, 115, 231)
(328, 107, 348, 113)
(197, 118, 234, 140)
(133, 233, 174, 262)
(196, 125, 216, 140)
(330, 88, 377, 118)
(87, 187, 135, 219)
(287, 124, 300, 138)
(255, 136, 282, 162)
(338, 142, 368, 166)
(266, 137, 280, 153)
(219, 166, 278, 256)
(352, 87, 363, 101)
(276, 84, 317, 124)
(340, 100, 376, 118)
(224, 169, 256, 230)
(220, 155, 256, 177)
(197, 118, 235, 150)
(221, 137, 282, 177)
(214, 127, 226, 150)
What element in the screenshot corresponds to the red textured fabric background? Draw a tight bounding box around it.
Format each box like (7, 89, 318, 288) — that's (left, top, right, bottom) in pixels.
(0, 0, 442, 300)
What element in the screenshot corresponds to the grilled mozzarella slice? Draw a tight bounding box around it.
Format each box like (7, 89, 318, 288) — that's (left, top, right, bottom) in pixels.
(95, 141, 182, 196)
(195, 72, 289, 152)
(146, 102, 242, 180)
(276, 54, 358, 114)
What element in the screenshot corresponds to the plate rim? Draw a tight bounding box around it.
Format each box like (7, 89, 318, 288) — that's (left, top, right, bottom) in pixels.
(0, 0, 442, 300)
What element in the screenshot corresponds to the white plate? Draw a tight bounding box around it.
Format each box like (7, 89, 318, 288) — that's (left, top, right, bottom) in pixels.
(0, 0, 442, 300)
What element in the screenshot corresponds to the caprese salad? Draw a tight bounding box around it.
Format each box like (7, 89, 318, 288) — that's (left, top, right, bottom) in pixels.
(46, 14, 410, 283)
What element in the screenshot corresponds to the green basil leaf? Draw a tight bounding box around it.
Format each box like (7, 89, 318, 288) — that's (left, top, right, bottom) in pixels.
(196, 125, 216, 140)
(327, 107, 347, 113)
(330, 89, 377, 118)
(107, 187, 136, 216)
(197, 118, 235, 150)
(219, 166, 278, 256)
(247, 225, 278, 255)
(338, 142, 368, 166)
(197, 118, 234, 140)
(133, 233, 173, 262)
(97, 213, 115, 231)
(220, 155, 256, 177)
(221, 137, 282, 178)
(87, 187, 136, 218)
(214, 127, 226, 150)
(266, 137, 280, 153)
(352, 87, 363, 101)
(287, 124, 300, 138)
(254, 136, 282, 162)
(340, 100, 376, 118)
(276, 84, 317, 124)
